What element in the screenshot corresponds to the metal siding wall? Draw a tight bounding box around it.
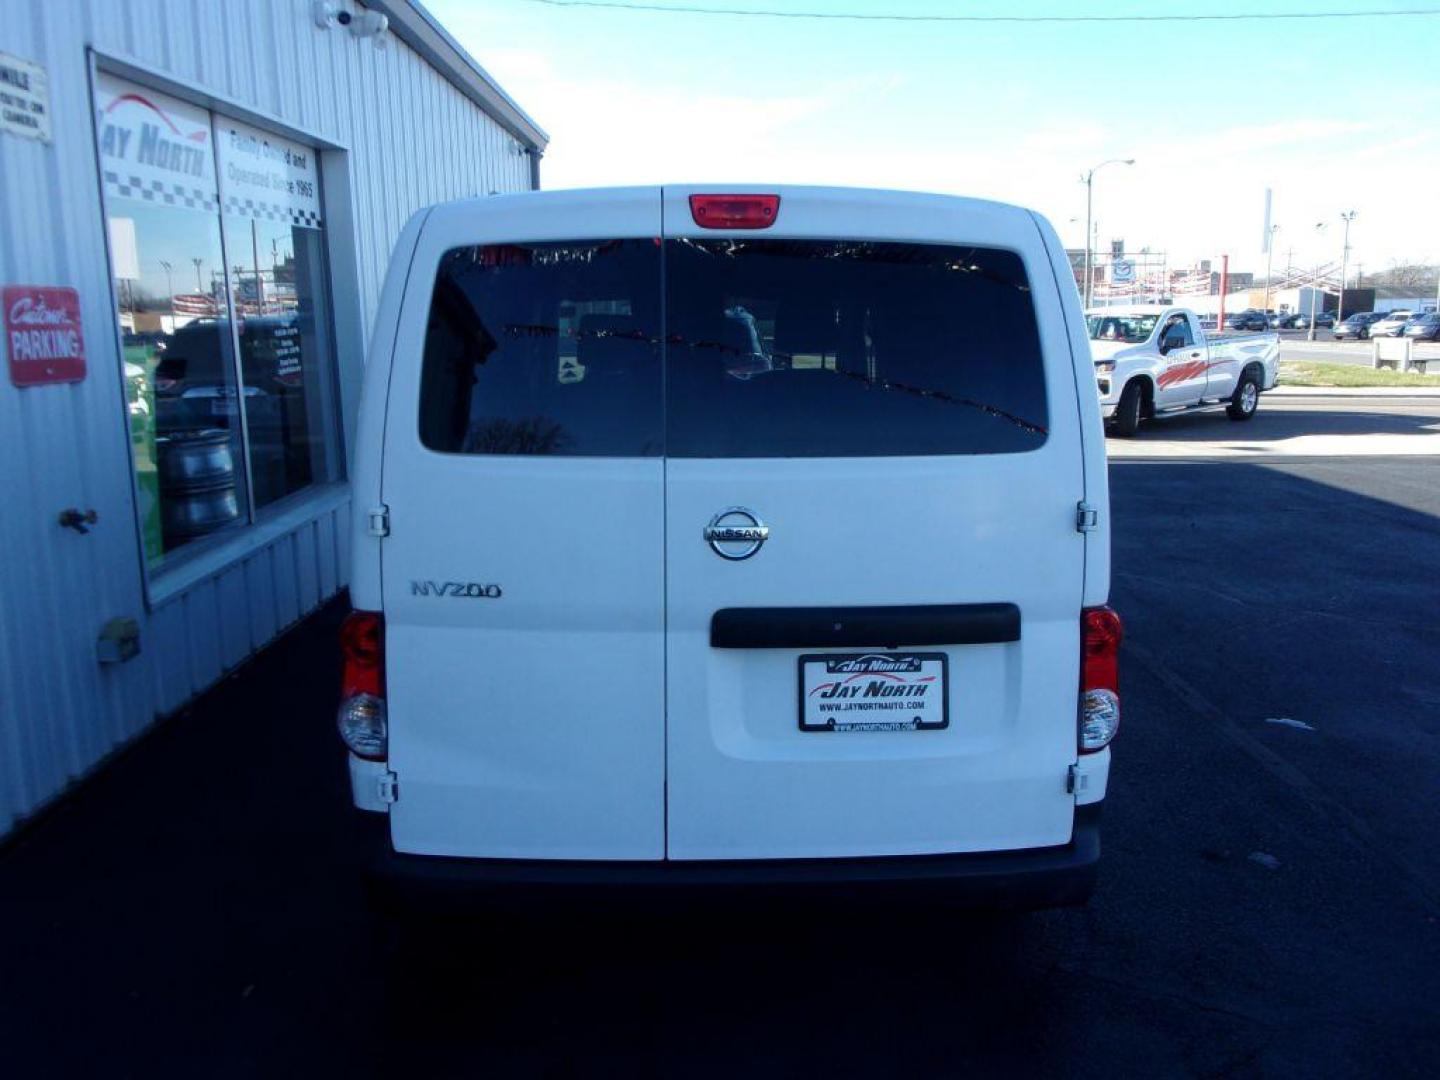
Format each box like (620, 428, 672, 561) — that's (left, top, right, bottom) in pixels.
(0, 0, 534, 833)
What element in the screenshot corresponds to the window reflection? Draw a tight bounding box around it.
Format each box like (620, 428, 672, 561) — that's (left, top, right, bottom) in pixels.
(220, 215, 341, 509)
(113, 202, 249, 565)
(97, 73, 342, 574)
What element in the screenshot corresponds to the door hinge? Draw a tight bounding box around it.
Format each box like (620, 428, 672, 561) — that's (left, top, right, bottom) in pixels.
(377, 771, 399, 804)
(1066, 764, 1088, 795)
(367, 505, 390, 538)
(1076, 501, 1099, 533)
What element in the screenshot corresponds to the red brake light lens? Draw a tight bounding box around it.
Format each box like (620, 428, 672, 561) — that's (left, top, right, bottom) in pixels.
(1082, 606, 1122, 692)
(689, 194, 780, 230)
(340, 610, 384, 697)
(1080, 605, 1122, 754)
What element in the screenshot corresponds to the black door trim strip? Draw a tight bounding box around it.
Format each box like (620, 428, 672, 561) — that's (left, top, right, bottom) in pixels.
(710, 603, 1021, 649)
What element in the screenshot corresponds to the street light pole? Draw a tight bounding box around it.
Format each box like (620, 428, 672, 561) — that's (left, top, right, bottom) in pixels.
(1081, 157, 1134, 309)
(1308, 222, 1327, 342)
(1263, 225, 1279, 322)
(1337, 210, 1357, 326)
(159, 259, 174, 333)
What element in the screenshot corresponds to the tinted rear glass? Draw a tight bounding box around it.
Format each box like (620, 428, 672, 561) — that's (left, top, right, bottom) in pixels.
(418, 238, 1048, 457)
(418, 241, 662, 456)
(665, 240, 1047, 457)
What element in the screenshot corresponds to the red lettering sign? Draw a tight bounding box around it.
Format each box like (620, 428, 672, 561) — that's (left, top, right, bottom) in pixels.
(5, 285, 86, 386)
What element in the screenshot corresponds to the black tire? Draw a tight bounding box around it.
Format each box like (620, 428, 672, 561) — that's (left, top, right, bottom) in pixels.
(1110, 380, 1144, 436)
(1228, 370, 1260, 421)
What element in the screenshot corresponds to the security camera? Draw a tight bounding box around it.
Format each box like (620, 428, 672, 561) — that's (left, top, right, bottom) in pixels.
(312, 2, 389, 44)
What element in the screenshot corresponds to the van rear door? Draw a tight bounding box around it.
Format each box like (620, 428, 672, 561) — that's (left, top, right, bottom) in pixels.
(662, 188, 1086, 859)
(380, 191, 666, 858)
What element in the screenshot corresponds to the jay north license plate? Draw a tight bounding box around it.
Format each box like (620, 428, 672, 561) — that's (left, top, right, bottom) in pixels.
(799, 653, 948, 732)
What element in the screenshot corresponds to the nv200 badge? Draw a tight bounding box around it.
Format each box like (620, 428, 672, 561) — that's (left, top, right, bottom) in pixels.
(409, 580, 503, 599)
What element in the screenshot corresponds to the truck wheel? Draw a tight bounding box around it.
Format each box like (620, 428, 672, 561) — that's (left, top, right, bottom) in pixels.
(1228, 371, 1260, 421)
(1110, 381, 1143, 437)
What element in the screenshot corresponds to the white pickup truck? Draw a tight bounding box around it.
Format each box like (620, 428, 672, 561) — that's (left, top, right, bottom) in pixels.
(1087, 305, 1280, 435)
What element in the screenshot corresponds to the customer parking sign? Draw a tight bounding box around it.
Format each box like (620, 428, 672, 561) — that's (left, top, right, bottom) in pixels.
(5, 285, 86, 386)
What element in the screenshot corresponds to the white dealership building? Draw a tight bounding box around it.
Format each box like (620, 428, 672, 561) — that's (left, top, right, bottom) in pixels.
(0, 2, 546, 835)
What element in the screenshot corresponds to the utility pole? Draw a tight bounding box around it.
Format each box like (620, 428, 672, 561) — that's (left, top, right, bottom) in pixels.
(1263, 225, 1280, 321)
(1337, 210, 1357, 326)
(1218, 254, 1230, 331)
(1081, 157, 1134, 308)
(1309, 222, 1328, 342)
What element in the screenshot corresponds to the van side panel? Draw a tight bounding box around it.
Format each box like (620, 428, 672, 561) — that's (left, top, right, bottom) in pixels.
(350, 209, 430, 613)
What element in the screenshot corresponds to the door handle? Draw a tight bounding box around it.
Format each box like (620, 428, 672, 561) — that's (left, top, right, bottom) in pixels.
(1190, 351, 1201, 358)
(711, 603, 1021, 648)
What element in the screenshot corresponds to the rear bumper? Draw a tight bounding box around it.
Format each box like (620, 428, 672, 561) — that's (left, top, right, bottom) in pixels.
(359, 803, 1102, 914)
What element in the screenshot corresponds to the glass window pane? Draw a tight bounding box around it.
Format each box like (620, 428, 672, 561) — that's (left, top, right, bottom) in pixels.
(94, 73, 248, 567)
(664, 240, 1049, 458)
(220, 215, 340, 507)
(216, 118, 340, 509)
(418, 241, 663, 457)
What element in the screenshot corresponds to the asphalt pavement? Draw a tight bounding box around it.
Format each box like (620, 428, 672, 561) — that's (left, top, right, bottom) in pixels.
(2, 400, 1439, 1078)
(1105, 393, 1440, 460)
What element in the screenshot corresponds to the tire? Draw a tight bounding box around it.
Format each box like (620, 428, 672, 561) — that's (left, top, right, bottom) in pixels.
(1228, 370, 1260, 421)
(1110, 380, 1144, 436)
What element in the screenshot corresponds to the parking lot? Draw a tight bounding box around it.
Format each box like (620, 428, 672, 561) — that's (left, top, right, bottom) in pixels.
(3, 395, 1439, 1078)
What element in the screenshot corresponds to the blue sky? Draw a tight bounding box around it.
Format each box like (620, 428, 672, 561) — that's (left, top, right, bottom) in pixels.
(429, 0, 1438, 275)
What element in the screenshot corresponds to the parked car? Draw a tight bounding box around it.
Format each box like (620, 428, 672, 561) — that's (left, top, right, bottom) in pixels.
(1290, 310, 1335, 330)
(1402, 312, 1440, 341)
(1088, 305, 1280, 435)
(1333, 312, 1381, 340)
(1370, 311, 1415, 338)
(1225, 309, 1269, 331)
(1268, 312, 1301, 329)
(342, 186, 1116, 913)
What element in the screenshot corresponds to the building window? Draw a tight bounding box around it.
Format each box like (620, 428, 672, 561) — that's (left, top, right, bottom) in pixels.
(94, 73, 342, 573)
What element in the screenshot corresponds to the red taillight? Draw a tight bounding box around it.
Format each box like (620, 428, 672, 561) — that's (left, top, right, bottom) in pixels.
(1082, 605, 1122, 691)
(689, 194, 780, 230)
(340, 610, 384, 697)
(1080, 605, 1122, 753)
(338, 610, 387, 761)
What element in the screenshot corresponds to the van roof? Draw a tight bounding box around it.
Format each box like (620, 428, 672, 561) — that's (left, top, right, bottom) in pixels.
(422, 184, 1042, 222)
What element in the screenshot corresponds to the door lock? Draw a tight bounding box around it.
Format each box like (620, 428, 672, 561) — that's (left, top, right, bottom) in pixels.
(59, 508, 99, 534)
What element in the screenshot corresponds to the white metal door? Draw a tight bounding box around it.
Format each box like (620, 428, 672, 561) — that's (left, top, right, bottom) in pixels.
(1156, 312, 1207, 407)
(381, 191, 667, 859)
(661, 187, 1087, 860)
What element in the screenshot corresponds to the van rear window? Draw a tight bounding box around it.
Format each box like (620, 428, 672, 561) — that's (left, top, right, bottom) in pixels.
(418, 241, 663, 456)
(665, 240, 1047, 457)
(418, 239, 1047, 457)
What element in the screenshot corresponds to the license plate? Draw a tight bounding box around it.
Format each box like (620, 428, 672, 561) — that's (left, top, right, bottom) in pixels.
(798, 652, 948, 732)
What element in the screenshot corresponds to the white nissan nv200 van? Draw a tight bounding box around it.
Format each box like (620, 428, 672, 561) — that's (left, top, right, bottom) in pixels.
(340, 186, 1118, 909)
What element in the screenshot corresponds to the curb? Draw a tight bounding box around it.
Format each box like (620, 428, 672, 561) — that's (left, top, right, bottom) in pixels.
(1268, 386, 1440, 398)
